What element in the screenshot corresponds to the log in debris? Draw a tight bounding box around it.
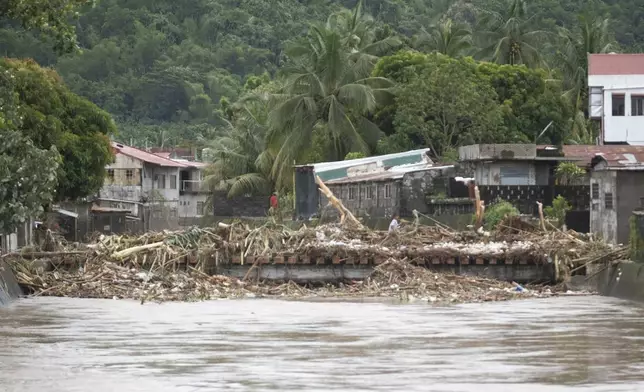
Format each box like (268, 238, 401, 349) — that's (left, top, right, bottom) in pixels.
(5, 218, 622, 304)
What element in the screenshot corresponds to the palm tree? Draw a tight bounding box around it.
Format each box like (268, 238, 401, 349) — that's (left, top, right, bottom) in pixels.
(558, 15, 614, 112)
(204, 95, 275, 197)
(557, 15, 614, 143)
(267, 4, 396, 185)
(324, 0, 402, 76)
(416, 18, 472, 57)
(475, 0, 545, 68)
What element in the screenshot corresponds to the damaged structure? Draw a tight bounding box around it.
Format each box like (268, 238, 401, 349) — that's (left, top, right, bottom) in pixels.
(294, 149, 464, 221)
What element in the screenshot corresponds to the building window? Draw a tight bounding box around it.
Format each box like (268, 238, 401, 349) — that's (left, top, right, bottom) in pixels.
(384, 184, 392, 198)
(365, 185, 373, 199)
(591, 183, 599, 199)
(605, 192, 614, 209)
(499, 165, 530, 186)
(197, 201, 205, 216)
(107, 169, 114, 181)
(156, 174, 166, 189)
(170, 175, 177, 189)
(633, 96, 644, 116)
(348, 187, 357, 200)
(612, 94, 625, 116)
(125, 169, 133, 181)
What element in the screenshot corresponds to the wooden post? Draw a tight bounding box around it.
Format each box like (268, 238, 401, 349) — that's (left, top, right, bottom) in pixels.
(536, 201, 546, 231)
(474, 185, 483, 229)
(316, 176, 363, 228)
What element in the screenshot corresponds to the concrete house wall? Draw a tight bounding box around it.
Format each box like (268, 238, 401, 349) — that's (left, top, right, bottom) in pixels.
(590, 170, 618, 244)
(326, 180, 401, 218)
(473, 161, 550, 186)
(590, 167, 644, 245)
(588, 54, 644, 144)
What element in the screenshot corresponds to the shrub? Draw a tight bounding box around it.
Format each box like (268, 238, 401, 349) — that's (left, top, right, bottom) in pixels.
(555, 162, 585, 185)
(484, 200, 519, 230)
(344, 152, 366, 160)
(544, 195, 571, 228)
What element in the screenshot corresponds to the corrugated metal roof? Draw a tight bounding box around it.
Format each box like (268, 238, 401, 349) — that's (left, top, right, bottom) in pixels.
(172, 159, 208, 169)
(91, 206, 132, 213)
(325, 165, 454, 185)
(299, 148, 433, 182)
(298, 149, 431, 170)
(591, 151, 644, 170)
(588, 53, 644, 76)
(112, 142, 187, 167)
(537, 145, 644, 166)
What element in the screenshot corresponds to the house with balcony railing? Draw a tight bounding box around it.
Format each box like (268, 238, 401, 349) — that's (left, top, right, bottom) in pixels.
(99, 142, 209, 222)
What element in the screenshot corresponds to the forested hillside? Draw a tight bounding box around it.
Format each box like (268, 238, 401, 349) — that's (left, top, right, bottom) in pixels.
(1, 0, 641, 196)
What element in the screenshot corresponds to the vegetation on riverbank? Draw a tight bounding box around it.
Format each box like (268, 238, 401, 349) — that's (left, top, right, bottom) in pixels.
(0, 0, 635, 202)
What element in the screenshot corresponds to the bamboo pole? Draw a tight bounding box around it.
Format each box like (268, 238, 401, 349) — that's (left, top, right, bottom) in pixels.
(315, 176, 363, 228)
(474, 186, 483, 229)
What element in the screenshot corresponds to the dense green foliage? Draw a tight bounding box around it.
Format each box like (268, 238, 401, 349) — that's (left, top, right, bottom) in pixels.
(484, 200, 519, 230)
(1, 0, 90, 53)
(1, 58, 116, 201)
(544, 195, 571, 228)
(1, 0, 641, 196)
(0, 67, 59, 234)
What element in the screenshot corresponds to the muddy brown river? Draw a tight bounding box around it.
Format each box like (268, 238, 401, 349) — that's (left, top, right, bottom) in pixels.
(1, 296, 644, 391)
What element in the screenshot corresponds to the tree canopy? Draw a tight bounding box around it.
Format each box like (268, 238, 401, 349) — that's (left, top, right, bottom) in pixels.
(1, 58, 116, 201)
(0, 0, 640, 197)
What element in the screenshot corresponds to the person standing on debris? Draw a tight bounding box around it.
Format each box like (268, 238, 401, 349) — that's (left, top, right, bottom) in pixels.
(269, 192, 279, 218)
(388, 213, 400, 233)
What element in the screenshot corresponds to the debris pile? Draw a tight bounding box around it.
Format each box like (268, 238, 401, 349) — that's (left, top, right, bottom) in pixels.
(9, 255, 565, 304)
(3, 218, 624, 304)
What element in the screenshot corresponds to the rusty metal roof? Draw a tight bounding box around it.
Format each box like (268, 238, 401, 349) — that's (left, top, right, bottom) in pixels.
(591, 151, 644, 170)
(536, 145, 644, 167)
(588, 53, 644, 76)
(112, 142, 188, 168)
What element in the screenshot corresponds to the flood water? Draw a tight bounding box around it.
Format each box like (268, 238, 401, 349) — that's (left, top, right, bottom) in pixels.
(1, 296, 644, 392)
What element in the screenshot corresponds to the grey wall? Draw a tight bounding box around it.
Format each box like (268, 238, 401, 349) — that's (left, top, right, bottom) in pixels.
(400, 167, 455, 215)
(590, 170, 618, 243)
(326, 180, 401, 218)
(475, 161, 537, 186)
(616, 171, 644, 244)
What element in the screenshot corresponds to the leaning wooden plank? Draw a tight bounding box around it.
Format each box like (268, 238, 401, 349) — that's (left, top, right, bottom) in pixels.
(315, 176, 363, 229)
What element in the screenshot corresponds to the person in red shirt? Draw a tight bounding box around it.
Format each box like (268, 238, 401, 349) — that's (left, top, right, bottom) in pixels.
(269, 192, 279, 220)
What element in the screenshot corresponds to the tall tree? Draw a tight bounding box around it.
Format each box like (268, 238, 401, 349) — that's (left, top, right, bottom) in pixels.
(475, 0, 545, 68)
(1, 0, 90, 53)
(1, 58, 115, 201)
(0, 68, 59, 234)
(557, 14, 614, 143)
(416, 18, 472, 58)
(268, 4, 395, 183)
(204, 94, 275, 197)
(393, 56, 503, 158)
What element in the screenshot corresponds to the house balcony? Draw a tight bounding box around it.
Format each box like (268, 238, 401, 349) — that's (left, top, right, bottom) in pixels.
(180, 180, 208, 194)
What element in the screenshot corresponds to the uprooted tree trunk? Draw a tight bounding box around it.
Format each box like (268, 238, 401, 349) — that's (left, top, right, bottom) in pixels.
(316, 176, 363, 229)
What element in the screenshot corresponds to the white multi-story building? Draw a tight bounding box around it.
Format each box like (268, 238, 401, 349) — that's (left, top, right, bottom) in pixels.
(99, 142, 209, 220)
(589, 53, 644, 145)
